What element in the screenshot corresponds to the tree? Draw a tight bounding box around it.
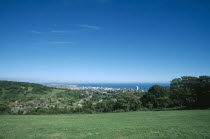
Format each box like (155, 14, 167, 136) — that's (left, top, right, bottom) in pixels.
(115, 93, 141, 111)
(148, 85, 168, 97)
(95, 102, 107, 113)
(0, 103, 10, 113)
(170, 76, 210, 108)
(141, 85, 171, 108)
(67, 97, 76, 105)
(82, 100, 94, 113)
(105, 99, 116, 112)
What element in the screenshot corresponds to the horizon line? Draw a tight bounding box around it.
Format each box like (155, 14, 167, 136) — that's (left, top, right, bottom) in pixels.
(0, 78, 170, 84)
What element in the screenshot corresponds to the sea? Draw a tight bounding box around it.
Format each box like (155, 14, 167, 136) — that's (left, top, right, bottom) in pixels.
(47, 83, 170, 91)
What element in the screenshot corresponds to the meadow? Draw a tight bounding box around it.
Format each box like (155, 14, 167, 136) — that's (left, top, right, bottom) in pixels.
(0, 110, 210, 139)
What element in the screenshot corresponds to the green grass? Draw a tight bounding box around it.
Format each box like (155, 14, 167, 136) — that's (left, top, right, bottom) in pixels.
(46, 89, 64, 98)
(0, 110, 210, 139)
(27, 87, 33, 91)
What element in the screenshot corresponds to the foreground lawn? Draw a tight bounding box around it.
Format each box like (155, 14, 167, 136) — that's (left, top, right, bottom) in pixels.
(0, 110, 210, 139)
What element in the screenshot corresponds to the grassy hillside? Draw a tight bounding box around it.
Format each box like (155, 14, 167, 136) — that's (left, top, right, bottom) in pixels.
(0, 81, 91, 114)
(0, 81, 141, 115)
(0, 80, 53, 102)
(0, 110, 210, 138)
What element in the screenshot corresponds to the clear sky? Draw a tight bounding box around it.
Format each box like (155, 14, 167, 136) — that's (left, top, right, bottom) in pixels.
(0, 0, 210, 83)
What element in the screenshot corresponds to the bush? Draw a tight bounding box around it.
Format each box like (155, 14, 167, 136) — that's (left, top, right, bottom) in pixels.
(0, 103, 10, 113)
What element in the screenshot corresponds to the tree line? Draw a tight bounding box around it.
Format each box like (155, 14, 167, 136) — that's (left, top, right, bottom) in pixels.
(0, 76, 209, 114)
(141, 76, 210, 109)
(74, 76, 210, 113)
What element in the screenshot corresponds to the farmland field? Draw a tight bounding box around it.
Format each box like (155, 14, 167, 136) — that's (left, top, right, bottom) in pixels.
(0, 110, 210, 139)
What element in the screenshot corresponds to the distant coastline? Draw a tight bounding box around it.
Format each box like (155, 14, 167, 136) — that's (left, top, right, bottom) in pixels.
(0, 79, 170, 90)
(44, 83, 170, 90)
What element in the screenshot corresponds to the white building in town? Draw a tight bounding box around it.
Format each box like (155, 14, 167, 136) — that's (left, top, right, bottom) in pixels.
(136, 86, 139, 91)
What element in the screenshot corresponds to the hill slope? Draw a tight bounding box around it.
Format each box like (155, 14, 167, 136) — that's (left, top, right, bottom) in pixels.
(0, 81, 89, 114)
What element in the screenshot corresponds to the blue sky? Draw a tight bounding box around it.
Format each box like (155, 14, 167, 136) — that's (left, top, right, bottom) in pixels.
(0, 0, 210, 83)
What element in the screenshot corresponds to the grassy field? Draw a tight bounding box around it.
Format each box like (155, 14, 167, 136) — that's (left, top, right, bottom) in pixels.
(0, 110, 210, 139)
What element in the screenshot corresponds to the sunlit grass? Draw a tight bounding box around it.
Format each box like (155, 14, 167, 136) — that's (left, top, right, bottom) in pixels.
(0, 110, 210, 138)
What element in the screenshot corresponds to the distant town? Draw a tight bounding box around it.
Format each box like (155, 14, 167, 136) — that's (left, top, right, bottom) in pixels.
(45, 84, 146, 93)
